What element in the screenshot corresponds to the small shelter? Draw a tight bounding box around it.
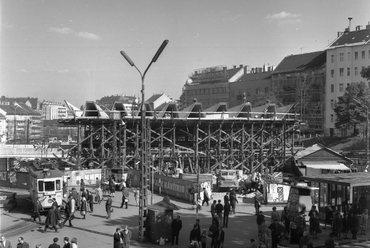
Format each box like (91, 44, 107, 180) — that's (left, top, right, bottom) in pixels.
(147, 196, 180, 244)
(295, 144, 352, 177)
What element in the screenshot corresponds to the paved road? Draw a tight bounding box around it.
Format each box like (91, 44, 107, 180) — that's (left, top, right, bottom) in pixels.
(1, 190, 370, 248)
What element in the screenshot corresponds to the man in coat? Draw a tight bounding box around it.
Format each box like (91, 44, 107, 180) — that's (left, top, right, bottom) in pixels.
(62, 237, 70, 248)
(223, 202, 231, 228)
(171, 215, 183, 245)
(215, 200, 224, 227)
(113, 227, 121, 248)
(106, 195, 113, 219)
(202, 188, 210, 206)
(44, 205, 58, 233)
(121, 225, 132, 248)
(16, 237, 29, 248)
(32, 197, 43, 222)
(0, 236, 12, 248)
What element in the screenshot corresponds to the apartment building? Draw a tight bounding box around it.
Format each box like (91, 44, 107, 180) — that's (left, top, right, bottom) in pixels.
(325, 22, 370, 136)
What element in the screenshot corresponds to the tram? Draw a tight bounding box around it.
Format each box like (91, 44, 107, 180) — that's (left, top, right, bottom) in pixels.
(29, 165, 64, 210)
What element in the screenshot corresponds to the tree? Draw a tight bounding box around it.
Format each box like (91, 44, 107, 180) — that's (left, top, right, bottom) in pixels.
(361, 65, 370, 80)
(334, 82, 370, 134)
(252, 91, 277, 107)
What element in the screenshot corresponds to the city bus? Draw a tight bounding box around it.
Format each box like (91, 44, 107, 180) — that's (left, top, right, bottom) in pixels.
(29, 165, 64, 210)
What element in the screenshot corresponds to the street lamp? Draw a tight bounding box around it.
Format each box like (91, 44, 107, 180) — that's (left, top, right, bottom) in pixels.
(120, 39, 169, 242)
(353, 98, 369, 171)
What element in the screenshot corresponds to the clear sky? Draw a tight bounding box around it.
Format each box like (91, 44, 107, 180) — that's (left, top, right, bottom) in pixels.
(1, 0, 369, 107)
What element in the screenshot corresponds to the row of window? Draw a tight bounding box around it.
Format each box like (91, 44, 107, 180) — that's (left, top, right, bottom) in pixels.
(331, 50, 370, 63)
(330, 83, 351, 93)
(330, 66, 366, 77)
(188, 87, 228, 95)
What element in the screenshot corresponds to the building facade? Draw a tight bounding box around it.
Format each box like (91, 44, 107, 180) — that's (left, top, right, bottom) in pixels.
(180, 65, 246, 109)
(229, 67, 273, 108)
(325, 23, 370, 136)
(271, 51, 326, 134)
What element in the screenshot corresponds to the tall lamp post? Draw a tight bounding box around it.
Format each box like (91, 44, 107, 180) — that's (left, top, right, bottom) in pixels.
(353, 98, 369, 170)
(120, 40, 169, 242)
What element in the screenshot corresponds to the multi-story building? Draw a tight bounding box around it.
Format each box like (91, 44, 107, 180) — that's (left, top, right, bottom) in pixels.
(271, 51, 326, 134)
(40, 101, 68, 120)
(325, 23, 370, 136)
(0, 103, 42, 143)
(146, 93, 173, 112)
(0, 96, 39, 110)
(180, 65, 246, 109)
(229, 66, 273, 108)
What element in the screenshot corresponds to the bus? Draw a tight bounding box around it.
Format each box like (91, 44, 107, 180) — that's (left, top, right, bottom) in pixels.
(29, 165, 64, 210)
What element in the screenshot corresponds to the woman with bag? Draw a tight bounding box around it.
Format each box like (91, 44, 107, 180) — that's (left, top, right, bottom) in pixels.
(80, 196, 87, 219)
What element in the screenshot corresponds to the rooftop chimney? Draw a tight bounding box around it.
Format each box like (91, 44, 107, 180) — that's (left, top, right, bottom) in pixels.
(348, 17, 352, 31)
(356, 25, 362, 31)
(239, 64, 243, 68)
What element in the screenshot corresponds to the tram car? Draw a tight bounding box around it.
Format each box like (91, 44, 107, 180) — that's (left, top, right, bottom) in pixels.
(29, 165, 64, 210)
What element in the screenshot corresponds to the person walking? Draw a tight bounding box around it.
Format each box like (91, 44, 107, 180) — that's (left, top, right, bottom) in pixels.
(8, 193, 17, 213)
(281, 206, 290, 238)
(350, 211, 360, 239)
(44, 205, 58, 233)
(113, 227, 121, 248)
(271, 206, 280, 223)
(120, 186, 129, 209)
(202, 188, 210, 206)
(62, 237, 70, 248)
(171, 215, 182, 245)
(133, 188, 139, 206)
(106, 195, 113, 219)
(223, 202, 230, 228)
(109, 176, 116, 197)
(80, 179, 85, 193)
(254, 195, 260, 215)
(258, 220, 269, 248)
(209, 220, 219, 248)
(200, 229, 207, 248)
(257, 211, 265, 226)
(55, 206, 63, 229)
(80, 196, 87, 219)
(189, 224, 201, 248)
(96, 186, 103, 204)
(210, 200, 217, 219)
(215, 200, 224, 227)
(96, 177, 101, 188)
(269, 218, 282, 248)
(1, 236, 12, 248)
(32, 197, 43, 222)
(62, 196, 74, 227)
(16, 237, 29, 248)
(223, 192, 229, 205)
(48, 238, 60, 248)
(229, 191, 238, 214)
(120, 226, 132, 248)
(216, 226, 224, 248)
(87, 189, 94, 212)
(360, 208, 368, 235)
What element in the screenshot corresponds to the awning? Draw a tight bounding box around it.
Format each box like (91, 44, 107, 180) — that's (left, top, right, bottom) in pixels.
(301, 161, 350, 171)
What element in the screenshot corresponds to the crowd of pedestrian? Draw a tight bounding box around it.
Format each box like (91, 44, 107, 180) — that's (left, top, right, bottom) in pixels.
(0, 235, 78, 248)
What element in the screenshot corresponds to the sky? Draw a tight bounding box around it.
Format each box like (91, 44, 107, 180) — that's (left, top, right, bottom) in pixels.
(1, 0, 369, 108)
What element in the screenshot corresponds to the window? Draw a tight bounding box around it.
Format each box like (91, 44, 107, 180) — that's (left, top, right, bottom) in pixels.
(355, 67, 358, 76)
(331, 114, 334, 123)
(339, 83, 344, 92)
(331, 70, 334, 78)
(339, 68, 344, 76)
(38, 181, 44, 191)
(331, 54, 335, 63)
(362, 51, 365, 59)
(339, 53, 344, 61)
(331, 99, 334, 108)
(347, 52, 351, 61)
(355, 52, 358, 60)
(331, 84, 334, 92)
(56, 180, 61, 190)
(347, 67, 350, 76)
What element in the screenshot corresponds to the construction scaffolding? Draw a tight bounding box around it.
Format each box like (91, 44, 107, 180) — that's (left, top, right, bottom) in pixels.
(58, 101, 299, 241)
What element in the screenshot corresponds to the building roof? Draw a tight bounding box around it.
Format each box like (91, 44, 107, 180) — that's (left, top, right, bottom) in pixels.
(295, 143, 352, 164)
(0, 104, 38, 115)
(1, 97, 39, 109)
(328, 28, 370, 48)
(237, 71, 271, 82)
(272, 51, 326, 74)
(301, 172, 370, 187)
(189, 65, 244, 84)
(146, 94, 164, 103)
